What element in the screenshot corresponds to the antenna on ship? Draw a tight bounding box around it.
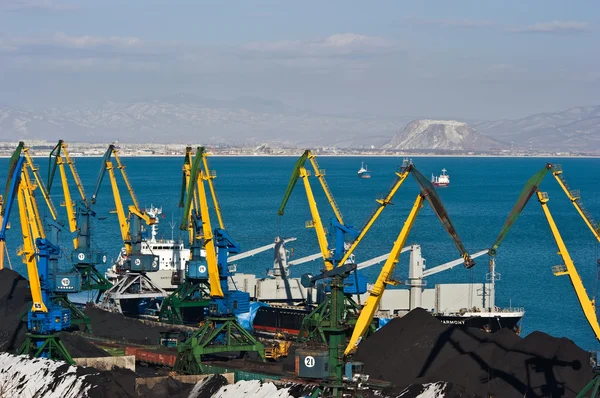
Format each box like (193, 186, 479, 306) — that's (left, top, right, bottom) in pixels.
(168, 214, 176, 241)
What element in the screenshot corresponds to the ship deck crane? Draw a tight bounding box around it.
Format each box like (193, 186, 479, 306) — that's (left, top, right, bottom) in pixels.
(47, 140, 111, 303)
(173, 147, 265, 375)
(91, 144, 164, 316)
(345, 167, 475, 356)
(3, 152, 81, 364)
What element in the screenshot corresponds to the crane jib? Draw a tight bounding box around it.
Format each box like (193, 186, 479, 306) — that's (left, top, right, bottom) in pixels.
(489, 164, 552, 256)
(410, 166, 474, 268)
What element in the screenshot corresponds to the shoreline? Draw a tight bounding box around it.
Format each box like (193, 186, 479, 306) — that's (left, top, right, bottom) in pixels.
(1, 153, 598, 159)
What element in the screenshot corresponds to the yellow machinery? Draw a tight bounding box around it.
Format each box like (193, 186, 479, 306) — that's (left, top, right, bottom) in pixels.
(1, 150, 78, 363)
(279, 152, 474, 394)
(265, 337, 292, 361)
(173, 147, 265, 375)
(485, 163, 600, 397)
(47, 140, 111, 302)
(92, 144, 164, 316)
(7, 142, 92, 331)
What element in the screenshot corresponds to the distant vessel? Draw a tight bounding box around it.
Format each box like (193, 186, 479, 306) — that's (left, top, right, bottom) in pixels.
(106, 205, 190, 291)
(431, 168, 450, 187)
(358, 162, 371, 179)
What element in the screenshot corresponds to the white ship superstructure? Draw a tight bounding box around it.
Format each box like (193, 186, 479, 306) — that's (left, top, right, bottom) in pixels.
(106, 205, 190, 291)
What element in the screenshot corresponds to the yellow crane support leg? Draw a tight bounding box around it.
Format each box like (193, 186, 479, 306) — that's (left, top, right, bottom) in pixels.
(344, 194, 425, 355)
(307, 152, 344, 226)
(338, 169, 411, 266)
(17, 179, 46, 312)
(537, 191, 600, 342)
(202, 153, 225, 230)
(299, 167, 334, 271)
(197, 171, 224, 298)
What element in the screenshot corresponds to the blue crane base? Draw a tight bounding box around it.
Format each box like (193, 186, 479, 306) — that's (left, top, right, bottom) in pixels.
(17, 333, 75, 365)
(53, 294, 92, 333)
(173, 315, 265, 374)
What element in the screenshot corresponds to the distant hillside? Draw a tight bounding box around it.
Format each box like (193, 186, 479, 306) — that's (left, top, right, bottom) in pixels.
(0, 98, 404, 146)
(382, 119, 505, 151)
(474, 106, 600, 151)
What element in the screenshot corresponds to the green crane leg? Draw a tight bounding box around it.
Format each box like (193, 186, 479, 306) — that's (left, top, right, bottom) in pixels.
(17, 333, 75, 365)
(174, 315, 265, 375)
(158, 280, 210, 325)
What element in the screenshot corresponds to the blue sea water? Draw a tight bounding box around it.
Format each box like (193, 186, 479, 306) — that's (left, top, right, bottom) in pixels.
(1, 155, 600, 351)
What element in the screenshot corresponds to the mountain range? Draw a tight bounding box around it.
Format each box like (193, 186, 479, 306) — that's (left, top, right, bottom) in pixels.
(1, 96, 599, 152)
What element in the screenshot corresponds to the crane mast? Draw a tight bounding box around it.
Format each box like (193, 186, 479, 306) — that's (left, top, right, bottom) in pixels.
(93, 144, 164, 316)
(173, 147, 265, 375)
(48, 140, 111, 303)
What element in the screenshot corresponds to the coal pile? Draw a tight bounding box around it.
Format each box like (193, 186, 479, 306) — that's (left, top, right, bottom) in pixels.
(59, 332, 111, 358)
(0, 269, 34, 351)
(84, 305, 171, 345)
(354, 308, 594, 397)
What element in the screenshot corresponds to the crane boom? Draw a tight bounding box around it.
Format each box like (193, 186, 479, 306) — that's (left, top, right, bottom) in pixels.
(345, 193, 425, 355)
(278, 151, 309, 216)
(307, 152, 344, 225)
(550, 164, 600, 243)
(17, 165, 46, 312)
(22, 143, 58, 221)
(488, 164, 552, 256)
(299, 167, 334, 271)
(278, 150, 344, 224)
(201, 151, 225, 230)
(537, 191, 600, 342)
(411, 167, 475, 268)
(338, 160, 413, 266)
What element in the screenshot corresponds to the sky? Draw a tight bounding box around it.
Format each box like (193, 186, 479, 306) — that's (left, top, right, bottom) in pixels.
(0, 0, 599, 120)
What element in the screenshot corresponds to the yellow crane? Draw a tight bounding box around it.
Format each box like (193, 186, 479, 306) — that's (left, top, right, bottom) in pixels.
(536, 191, 600, 340)
(6, 152, 78, 363)
(345, 168, 476, 355)
(92, 144, 156, 260)
(92, 144, 162, 315)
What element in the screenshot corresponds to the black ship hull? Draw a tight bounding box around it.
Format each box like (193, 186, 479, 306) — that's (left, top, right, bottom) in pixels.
(435, 313, 523, 334)
(252, 306, 523, 336)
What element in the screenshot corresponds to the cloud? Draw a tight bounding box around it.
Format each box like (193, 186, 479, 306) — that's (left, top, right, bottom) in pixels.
(243, 33, 395, 58)
(0, 0, 78, 11)
(0, 32, 142, 51)
(413, 17, 495, 29)
(507, 20, 590, 33)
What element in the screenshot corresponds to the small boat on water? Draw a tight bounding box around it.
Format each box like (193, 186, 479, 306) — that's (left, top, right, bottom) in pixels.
(431, 168, 449, 187)
(358, 162, 371, 179)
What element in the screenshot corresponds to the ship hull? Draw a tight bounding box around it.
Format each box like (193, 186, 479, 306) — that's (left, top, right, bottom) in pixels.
(435, 313, 523, 333)
(252, 305, 523, 335)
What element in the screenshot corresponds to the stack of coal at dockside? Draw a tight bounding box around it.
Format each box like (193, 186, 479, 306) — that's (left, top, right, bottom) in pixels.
(354, 308, 594, 398)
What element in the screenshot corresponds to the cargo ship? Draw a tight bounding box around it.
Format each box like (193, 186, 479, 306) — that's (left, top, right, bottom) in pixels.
(252, 304, 523, 336)
(431, 168, 450, 187)
(248, 241, 524, 336)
